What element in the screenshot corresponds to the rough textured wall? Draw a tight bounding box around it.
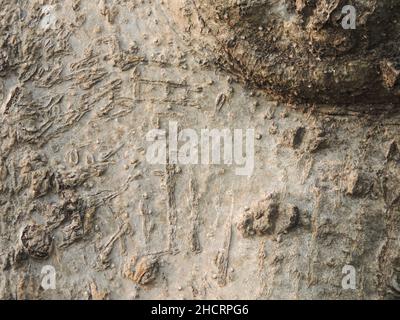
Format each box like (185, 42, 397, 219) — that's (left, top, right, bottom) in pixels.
(0, 0, 400, 300)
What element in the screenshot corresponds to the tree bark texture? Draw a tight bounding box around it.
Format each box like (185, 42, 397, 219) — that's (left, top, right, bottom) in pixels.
(0, 0, 399, 300)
